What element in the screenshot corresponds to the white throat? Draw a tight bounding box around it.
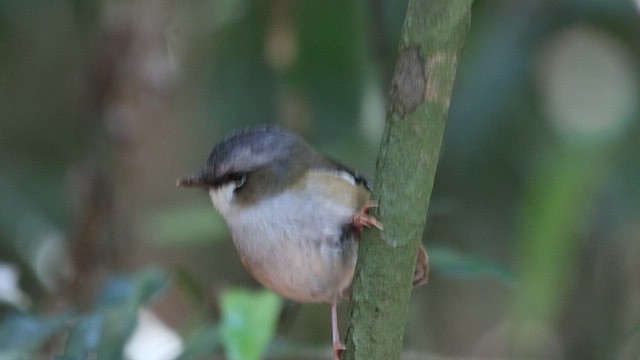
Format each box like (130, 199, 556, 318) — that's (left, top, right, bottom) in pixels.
(208, 183, 238, 219)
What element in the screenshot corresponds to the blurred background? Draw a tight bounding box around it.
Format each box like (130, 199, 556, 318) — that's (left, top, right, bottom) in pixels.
(1, 0, 639, 359)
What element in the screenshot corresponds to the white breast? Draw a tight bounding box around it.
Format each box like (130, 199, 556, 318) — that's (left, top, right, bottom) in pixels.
(208, 173, 360, 303)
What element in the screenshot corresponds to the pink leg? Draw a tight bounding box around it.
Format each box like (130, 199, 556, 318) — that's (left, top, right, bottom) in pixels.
(332, 302, 345, 360)
(353, 200, 383, 238)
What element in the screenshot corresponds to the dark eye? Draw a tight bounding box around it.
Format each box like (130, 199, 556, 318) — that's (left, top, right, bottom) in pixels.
(227, 172, 247, 189)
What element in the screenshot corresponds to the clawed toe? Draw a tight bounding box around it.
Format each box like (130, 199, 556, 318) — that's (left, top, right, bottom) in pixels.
(333, 343, 346, 360)
(353, 200, 383, 236)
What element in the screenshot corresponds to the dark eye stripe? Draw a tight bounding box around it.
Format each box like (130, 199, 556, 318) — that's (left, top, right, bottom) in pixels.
(211, 172, 246, 187)
(226, 173, 245, 183)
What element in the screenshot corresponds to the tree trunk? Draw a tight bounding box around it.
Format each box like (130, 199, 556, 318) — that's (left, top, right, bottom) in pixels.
(344, 1, 474, 359)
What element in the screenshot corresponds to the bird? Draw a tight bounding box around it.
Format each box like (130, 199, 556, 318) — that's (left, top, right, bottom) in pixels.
(177, 126, 428, 360)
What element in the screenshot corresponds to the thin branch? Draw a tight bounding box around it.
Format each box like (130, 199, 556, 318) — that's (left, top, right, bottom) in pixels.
(344, 1, 474, 359)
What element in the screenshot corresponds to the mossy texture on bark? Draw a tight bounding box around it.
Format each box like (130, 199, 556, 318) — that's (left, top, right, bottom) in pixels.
(344, 1, 474, 359)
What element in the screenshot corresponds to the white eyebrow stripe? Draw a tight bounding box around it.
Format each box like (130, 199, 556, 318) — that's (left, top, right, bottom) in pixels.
(332, 170, 357, 186)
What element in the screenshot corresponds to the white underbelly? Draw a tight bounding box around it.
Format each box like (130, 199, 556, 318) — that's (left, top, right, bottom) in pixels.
(212, 188, 358, 303)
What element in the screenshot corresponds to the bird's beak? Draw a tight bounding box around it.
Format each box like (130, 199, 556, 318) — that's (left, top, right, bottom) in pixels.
(176, 173, 207, 188)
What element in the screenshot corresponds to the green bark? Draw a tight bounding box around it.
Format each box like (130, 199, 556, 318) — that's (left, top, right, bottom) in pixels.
(344, 1, 474, 359)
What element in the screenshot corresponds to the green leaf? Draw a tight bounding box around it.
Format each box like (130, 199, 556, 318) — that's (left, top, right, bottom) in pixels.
(174, 268, 205, 305)
(94, 268, 167, 309)
(60, 268, 169, 359)
(219, 289, 282, 360)
(0, 313, 71, 358)
(428, 245, 516, 285)
(58, 314, 103, 360)
(177, 324, 219, 360)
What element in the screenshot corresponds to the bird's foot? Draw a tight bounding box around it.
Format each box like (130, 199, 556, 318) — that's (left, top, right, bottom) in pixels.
(353, 201, 383, 237)
(333, 342, 346, 360)
(331, 302, 346, 360)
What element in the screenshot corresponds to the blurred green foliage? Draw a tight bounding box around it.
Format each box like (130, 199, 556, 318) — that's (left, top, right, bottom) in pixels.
(0, 312, 71, 358)
(61, 269, 168, 360)
(220, 289, 282, 360)
(428, 246, 516, 285)
(0, 270, 282, 360)
(0, 268, 167, 360)
(143, 205, 228, 247)
(1, 0, 639, 359)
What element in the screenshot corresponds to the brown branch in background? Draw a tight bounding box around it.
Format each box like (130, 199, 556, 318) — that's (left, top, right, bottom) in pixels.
(68, 168, 112, 310)
(64, 0, 176, 309)
(95, 0, 175, 270)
